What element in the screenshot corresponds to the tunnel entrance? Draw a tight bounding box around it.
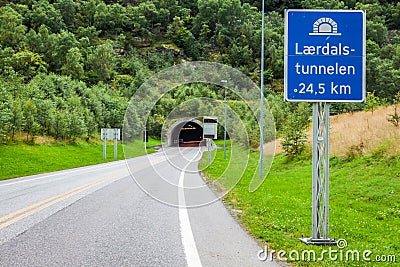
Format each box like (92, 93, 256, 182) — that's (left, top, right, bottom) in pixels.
(167, 119, 204, 147)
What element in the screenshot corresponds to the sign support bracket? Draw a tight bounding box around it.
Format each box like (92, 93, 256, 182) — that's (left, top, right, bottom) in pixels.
(300, 103, 336, 245)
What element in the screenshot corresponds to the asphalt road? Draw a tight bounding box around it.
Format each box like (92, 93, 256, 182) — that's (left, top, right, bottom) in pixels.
(0, 147, 280, 267)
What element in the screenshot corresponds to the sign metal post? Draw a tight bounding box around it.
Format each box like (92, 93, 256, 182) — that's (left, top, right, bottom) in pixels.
(103, 133, 107, 160)
(221, 80, 228, 160)
(101, 128, 121, 160)
(259, 0, 265, 178)
(309, 102, 333, 244)
(285, 9, 366, 245)
(206, 138, 212, 164)
(114, 130, 118, 160)
(203, 117, 217, 164)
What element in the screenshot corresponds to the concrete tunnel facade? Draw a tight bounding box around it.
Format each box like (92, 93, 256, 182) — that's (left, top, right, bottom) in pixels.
(166, 119, 204, 146)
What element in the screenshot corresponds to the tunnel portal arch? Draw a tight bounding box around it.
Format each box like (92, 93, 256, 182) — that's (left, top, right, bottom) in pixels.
(167, 119, 204, 147)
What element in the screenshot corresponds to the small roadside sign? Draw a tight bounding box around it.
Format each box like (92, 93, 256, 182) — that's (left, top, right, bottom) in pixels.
(203, 117, 218, 139)
(101, 128, 120, 141)
(101, 128, 120, 160)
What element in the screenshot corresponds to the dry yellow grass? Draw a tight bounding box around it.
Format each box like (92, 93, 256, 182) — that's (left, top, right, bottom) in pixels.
(311, 105, 400, 157)
(268, 105, 400, 157)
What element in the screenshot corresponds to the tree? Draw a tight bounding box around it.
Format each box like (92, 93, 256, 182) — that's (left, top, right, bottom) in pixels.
(86, 41, 117, 82)
(22, 99, 40, 142)
(94, 3, 129, 34)
(52, 109, 68, 140)
(281, 103, 311, 157)
(27, 0, 65, 33)
(50, 30, 80, 72)
(0, 6, 27, 48)
(263, 11, 284, 79)
(65, 96, 88, 141)
(101, 92, 127, 129)
(355, 2, 388, 46)
(9, 98, 24, 141)
(0, 85, 13, 141)
(61, 47, 84, 80)
(374, 60, 400, 100)
(167, 16, 194, 48)
(132, 1, 169, 35)
(53, 0, 78, 30)
(386, 2, 400, 30)
(366, 20, 388, 47)
(387, 92, 400, 127)
(0, 47, 16, 77)
(364, 92, 383, 114)
(226, 44, 253, 69)
(35, 98, 55, 136)
(10, 50, 48, 80)
(193, 0, 221, 35)
(93, 2, 110, 32)
(301, 0, 346, 9)
(25, 25, 52, 63)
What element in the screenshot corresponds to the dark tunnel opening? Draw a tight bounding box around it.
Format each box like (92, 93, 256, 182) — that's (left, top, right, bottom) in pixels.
(178, 121, 203, 146)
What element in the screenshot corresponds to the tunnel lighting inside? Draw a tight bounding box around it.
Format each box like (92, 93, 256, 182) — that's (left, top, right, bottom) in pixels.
(179, 122, 203, 145)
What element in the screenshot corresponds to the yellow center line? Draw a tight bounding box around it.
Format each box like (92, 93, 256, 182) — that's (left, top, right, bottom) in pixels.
(0, 170, 128, 230)
(0, 181, 99, 224)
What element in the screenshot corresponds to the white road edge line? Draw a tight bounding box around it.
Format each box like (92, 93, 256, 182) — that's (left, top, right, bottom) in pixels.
(178, 153, 202, 267)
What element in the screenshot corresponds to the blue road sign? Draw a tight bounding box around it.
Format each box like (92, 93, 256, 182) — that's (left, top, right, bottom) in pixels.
(284, 10, 366, 102)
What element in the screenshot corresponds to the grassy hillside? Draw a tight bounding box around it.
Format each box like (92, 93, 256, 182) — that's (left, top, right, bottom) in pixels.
(203, 109, 400, 266)
(1, 0, 400, 145)
(0, 143, 120, 180)
(0, 139, 160, 180)
(272, 104, 400, 157)
(329, 105, 400, 157)
(202, 146, 400, 266)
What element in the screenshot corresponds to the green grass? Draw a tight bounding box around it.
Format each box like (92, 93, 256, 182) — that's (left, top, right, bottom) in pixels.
(201, 146, 400, 266)
(0, 138, 161, 180)
(123, 138, 160, 159)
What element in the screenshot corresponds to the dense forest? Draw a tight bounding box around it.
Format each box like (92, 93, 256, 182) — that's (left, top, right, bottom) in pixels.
(0, 0, 399, 145)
